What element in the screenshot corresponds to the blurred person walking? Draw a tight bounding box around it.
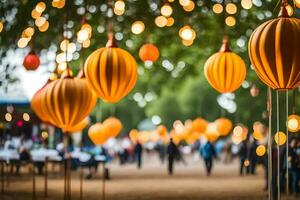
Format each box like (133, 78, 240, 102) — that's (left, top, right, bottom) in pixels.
(199, 139, 216, 176)
(134, 141, 143, 169)
(167, 138, 179, 175)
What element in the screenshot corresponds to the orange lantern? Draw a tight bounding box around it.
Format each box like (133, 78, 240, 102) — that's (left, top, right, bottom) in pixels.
(157, 125, 168, 136)
(139, 43, 160, 62)
(129, 129, 139, 143)
(248, 4, 300, 90)
(84, 34, 138, 103)
(42, 72, 97, 131)
(204, 38, 246, 93)
(31, 79, 52, 123)
(103, 117, 122, 138)
(23, 50, 40, 70)
(88, 123, 110, 145)
(205, 123, 220, 142)
(214, 118, 233, 136)
(192, 118, 208, 133)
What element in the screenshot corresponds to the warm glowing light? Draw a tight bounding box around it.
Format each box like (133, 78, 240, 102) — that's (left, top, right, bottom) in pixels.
(52, 0, 65, 9)
(213, 3, 223, 14)
(287, 114, 300, 132)
(77, 29, 89, 42)
(155, 16, 167, 28)
(182, 39, 194, 46)
(60, 39, 69, 52)
(241, 0, 253, 9)
(0, 21, 3, 33)
(49, 73, 57, 81)
(23, 113, 30, 122)
(58, 62, 67, 72)
(244, 159, 250, 166)
(253, 131, 263, 141)
(114, 8, 125, 15)
(38, 21, 49, 32)
(294, 0, 300, 8)
(256, 145, 266, 156)
(82, 23, 92, 33)
(36, 2, 46, 13)
(166, 17, 174, 27)
(23, 27, 35, 37)
(183, 1, 195, 12)
(179, 25, 196, 41)
(35, 17, 46, 27)
(114, 0, 125, 10)
(131, 21, 145, 34)
(179, 0, 191, 7)
(225, 16, 236, 27)
(17, 38, 30, 48)
(31, 9, 41, 19)
(161, 3, 173, 17)
(82, 39, 91, 48)
(41, 131, 48, 139)
(5, 113, 12, 122)
(233, 126, 243, 137)
(274, 131, 287, 146)
(226, 3, 237, 15)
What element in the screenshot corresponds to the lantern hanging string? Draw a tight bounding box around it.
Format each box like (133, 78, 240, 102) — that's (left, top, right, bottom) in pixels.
(285, 91, 289, 196)
(267, 87, 272, 200)
(276, 90, 280, 200)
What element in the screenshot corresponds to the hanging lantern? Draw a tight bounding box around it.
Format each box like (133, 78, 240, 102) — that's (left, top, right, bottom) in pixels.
(287, 114, 300, 132)
(204, 38, 246, 93)
(23, 50, 40, 70)
(294, 0, 300, 8)
(88, 123, 110, 145)
(84, 34, 138, 103)
(31, 79, 53, 123)
(42, 72, 97, 131)
(139, 43, 160, 62)
(248, 4, 300, 90)
(214, 118, 233, 136)
(250, 84, 259, 97)
(103, 117, 122, 137)
(191, 118, 208, 133)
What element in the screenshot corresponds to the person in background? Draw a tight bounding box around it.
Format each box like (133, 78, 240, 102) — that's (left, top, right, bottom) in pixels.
(238, 140, 249, 176)
(134, 141, 143, 169)
(248, 136, 258, 175)
(199, 139, 217, 176)
(167, 138, 179, 175)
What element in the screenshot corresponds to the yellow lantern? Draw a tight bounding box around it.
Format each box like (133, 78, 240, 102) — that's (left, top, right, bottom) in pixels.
(42, 73, 97, 131)
(84, 34, 138, 103)
(88, 123, 110, 145)
(103, 117, 122, 138)
(204, 38, 246, 93)
(287, 114, 300, 132)
(214, 118, 233, 136)
(248, 5, 300, 90)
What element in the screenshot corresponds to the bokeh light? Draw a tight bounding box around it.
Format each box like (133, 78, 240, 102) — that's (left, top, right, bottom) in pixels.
(241, 0, 253, 9)
(226, 3, 237, 15)
(5, 113, 12, 122)
(287, 114, 300, 132)
(23, 113, 30, 122)
(256, 145, 266, 156)
(161, 3, 173, 17)
(155, 16, 167, 28)
(213, 4, 223, 14)
(225, 16, 236, 27)
(274, 131, 287, 146)
(131, 21, 145, 34)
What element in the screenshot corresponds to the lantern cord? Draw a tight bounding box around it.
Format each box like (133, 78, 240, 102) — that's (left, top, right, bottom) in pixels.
(286, 91, 289, 196)
(276, 90, 280, 200)
(107, 0, 114, 35)
(267, 87, 272, 200)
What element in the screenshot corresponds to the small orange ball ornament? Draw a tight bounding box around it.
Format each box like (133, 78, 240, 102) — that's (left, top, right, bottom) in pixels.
(204, 39, 246, 93)
(214, 118, 233, 136)
(84, 34, 138, 103)
(23, 50, 40, 70)
(103, 117, 122, 138)
(88, 123, 110, 145)
(139, 43, 160, 62)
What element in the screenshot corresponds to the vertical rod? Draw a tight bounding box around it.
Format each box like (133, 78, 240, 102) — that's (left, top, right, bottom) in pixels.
(80, 167, 83, 200)
(44, 157, 48, 198)
(285, 91, 289, 196)
(267, 87, 272, 200)
(276, 90, 280, 200)
(102, 163, 106, 200)
(32, 162, 36, 200)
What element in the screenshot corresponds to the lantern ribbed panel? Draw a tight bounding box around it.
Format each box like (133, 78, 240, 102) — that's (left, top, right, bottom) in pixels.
(84, 47, 138, 103)
(204, 52, 246, 93)
(42, 77, 97, 131)
(31, 82, 50, 122)
(248, 17, 300, 90)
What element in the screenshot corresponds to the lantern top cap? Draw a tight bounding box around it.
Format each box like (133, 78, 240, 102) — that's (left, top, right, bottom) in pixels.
(106, 33, 118, 48)
(219, 37, 231, 52)
(278, 1, 289, 17)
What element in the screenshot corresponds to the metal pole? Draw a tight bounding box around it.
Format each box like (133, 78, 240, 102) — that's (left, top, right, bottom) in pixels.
(276, 90, 280, 200)
(267, 87, 273, 200)
(285, 91, 289, 196)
